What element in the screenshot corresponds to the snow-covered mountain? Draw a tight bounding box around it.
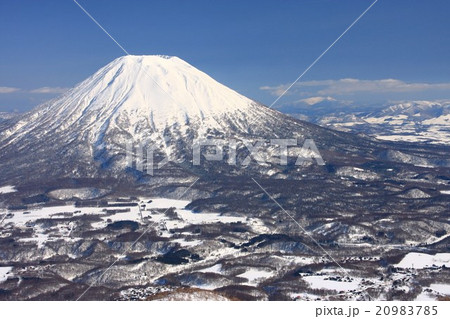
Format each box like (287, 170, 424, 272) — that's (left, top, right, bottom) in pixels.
(0, 55, 362, 184)
(312, 100, 450, 144)
(1, 55, 264, 145)
(377, 100, 448, 118)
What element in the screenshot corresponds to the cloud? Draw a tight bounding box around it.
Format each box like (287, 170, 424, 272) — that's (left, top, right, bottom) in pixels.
(261, 79, 450, 97)
(0, 86, 70, 94)
(0, 87, 20, 93)
(29, 87, 69, 94)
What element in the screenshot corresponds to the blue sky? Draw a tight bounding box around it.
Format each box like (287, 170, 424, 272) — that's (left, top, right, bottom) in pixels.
(1, 0, 450, 112)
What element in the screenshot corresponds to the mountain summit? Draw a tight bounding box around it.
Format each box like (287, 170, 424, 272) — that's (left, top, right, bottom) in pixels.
(49, 55, 261, 132)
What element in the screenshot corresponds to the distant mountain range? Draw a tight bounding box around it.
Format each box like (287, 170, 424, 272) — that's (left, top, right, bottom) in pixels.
(288, 100, 450, 145)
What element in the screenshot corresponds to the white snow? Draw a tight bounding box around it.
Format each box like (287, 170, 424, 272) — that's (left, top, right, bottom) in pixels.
(395, 253, 450, 269)
(415, 291, 436, 301)
(171, 238, 202, 247)
(0, 266, 12, 283)
(99, 208, 141, 224)
(398, 188, 431, 199)
(303, 275, 360, 292)
(336, 167, 378, 181)
(1, 197, 250, 249)
(423, 114, 450, 125)
(333, 101, 450, 145)
(237, 269, 274, 286)
(430, 283, 450, 295)
(1, 205, 106, 226)
(415, 284, 450, 301)
(0, 197, 245, 230)
(440, 190, 450, 195)
(197, 264, 223, 274)
(158, 208, 246, 238)
(364, 116, 389, 124)
(425, 232, 450, 245)
(146, 198, 190, 209)
(175, 209, 244, 224)
(0, 185, 16, 194)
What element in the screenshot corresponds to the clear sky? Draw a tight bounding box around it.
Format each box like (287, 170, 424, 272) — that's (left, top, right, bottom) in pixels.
(1, 0, 450, 112)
